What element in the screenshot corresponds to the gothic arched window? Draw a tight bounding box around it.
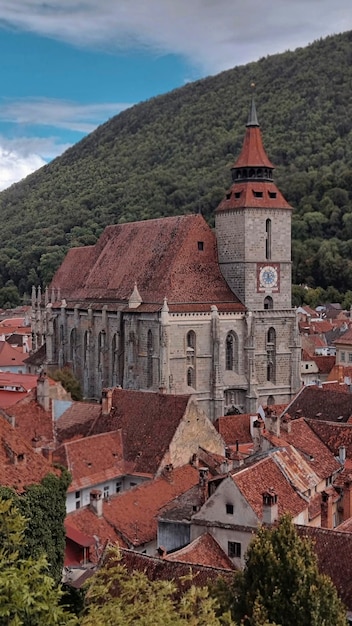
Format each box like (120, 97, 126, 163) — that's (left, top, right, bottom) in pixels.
(84, 331, 89, 365)
(111, 333, 119, 385)
(147, 329, 153, 388)
(186, 331, 196, 365)
(187, 367, 195, 388)
(226, 332, 238, 372)
(69, 328, 77, 363)
(266, 327, 276, 383)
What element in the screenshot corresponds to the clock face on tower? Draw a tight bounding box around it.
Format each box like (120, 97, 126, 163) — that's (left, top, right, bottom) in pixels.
(257, 263, 280, 292)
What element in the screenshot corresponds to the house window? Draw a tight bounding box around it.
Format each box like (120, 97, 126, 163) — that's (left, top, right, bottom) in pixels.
(75, 490, 81, 510)
(266, 218, 272, 260)
(326, 476, 332, 487)
(198, 241, 204, 250)
(115, 482, 122, 493)
(348, 353, 352, 363)
(103, 485, 110, 499)
(228, 541, 241, 558)
(226, 332, 238, 372)
(341, 351, 346, 362)
(226, 503, 234, 515)
(130, 482, 137, 488)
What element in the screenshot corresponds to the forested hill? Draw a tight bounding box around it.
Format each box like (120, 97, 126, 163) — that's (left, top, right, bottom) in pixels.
(1, 30, 352, 307)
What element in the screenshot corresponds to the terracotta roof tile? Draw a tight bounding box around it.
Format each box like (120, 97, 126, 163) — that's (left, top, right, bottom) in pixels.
(65, 507, 128, 552)
(284, 384, 352, 422)
(307, 419, 352, 459)
(6, 393, 54, 446)
(0, 341, 27, 367)
(214, 413, 252, 445)
(50, 215, 244, 310)
(232, 453, 307, 519)
(56, 402, 101, 444)
(165, 533, 235, 570)
(88, 390, 192, 475)
(334, 327, 352, 345)
(296, 525, 352, 611)
(118, 548, 234, 591)
(216, 181, 291, 212)
(99, 465, 199, 546)
(0, 415, 58, 492)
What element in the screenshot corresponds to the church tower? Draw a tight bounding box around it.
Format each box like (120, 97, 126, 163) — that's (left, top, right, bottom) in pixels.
(215, 97, 292, 311)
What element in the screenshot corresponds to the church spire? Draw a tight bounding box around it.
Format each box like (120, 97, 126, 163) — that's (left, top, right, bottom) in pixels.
(231, 95, 274, 180)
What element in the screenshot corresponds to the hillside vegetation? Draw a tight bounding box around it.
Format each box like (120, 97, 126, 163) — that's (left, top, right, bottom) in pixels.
(1, 31, 352, 305)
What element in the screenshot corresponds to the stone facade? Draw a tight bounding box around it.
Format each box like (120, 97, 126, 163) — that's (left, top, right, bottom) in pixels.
(31, 99, 301, 420)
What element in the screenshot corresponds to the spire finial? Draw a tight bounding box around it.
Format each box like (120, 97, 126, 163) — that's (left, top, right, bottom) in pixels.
(247, 83, 259, 127)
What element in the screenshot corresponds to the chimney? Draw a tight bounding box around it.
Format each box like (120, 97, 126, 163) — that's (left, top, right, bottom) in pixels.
(339, 446, 346, 465)
(252, 417, 265, 452)
(262, 489, 278, 525)
(90, 489, 103, 518)
(101, 388, 113, 415)
(198, 467, 209, 505)
(281, 414, 292, 434)
(343, 478, 352, 521)
(36, 372, 50, 412)
(265, 408, 280, 437)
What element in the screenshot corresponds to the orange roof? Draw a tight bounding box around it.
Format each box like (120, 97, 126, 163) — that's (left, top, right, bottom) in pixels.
(0, 341, 27, 367)
(0, 372, 54, 409)
(216, 181, 292, 212)
(214, 413, 252, 445)
(6, 393, 54, 446)
(53, 431, 134, 492)
(99, 465, 199, 546)
(50, 214, 245, 310)
(66, 508, 128, 552)
(233, 124, 274, 169)
(307, 419, 352, 460)
(335, 327, 352, 346)
(0, 415, 57, 492)
(56, 402, 102, 444)
(0, 317, 29, 328)
(165, 533, 235, 570)
(232, 455, 307, 519)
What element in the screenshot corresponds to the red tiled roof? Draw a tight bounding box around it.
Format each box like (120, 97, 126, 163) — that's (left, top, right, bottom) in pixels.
(214, 413, 252, 445)
(88, 390, 192, 475)
(311, 355, 336, 374)
(233, 125, 274, 169)
(232, 454, 307, 519)
(119, 548, 234, 591)
(165, 533, 235, 570)
(0, 341, 27, 367)
(65, 507, 128, 551)
(328, 365, 352, 385)
(334, 327, 352, 345)
(273, 418, 340, 479)
(0, 415, 58, 492)
(64, 521, 95, 547)
(50, 214, 245, 310)
(53, 430, 131, 492)
(310, 320, 334, 334)
(6, 393, 54, 446)
(283, 384, 352, 422)
(100, 465, 199, 546)
(0, 317, 29, 328)
(307, 419, 352, 459)
(296, 525, 352, 611)
(56, 402, 101, 444)
(216, 181, 292, 213)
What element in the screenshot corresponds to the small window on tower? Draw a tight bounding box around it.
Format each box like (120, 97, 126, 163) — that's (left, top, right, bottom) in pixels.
(268, 191, 277, 198)
(253, 190, 263, 198)
(226, 192, 232, 199)
(198, 241, 204, 251)
(234, 191, 242, 198)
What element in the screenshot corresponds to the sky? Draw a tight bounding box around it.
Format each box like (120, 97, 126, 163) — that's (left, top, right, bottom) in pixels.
(0, 0, 351, 191)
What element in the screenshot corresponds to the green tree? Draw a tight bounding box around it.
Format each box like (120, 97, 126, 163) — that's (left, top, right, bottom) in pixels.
(81, 546, 234, 626)
(217, 515, 347, 626)
(52, 367, 83, 401)
(0, 497, 76, 625)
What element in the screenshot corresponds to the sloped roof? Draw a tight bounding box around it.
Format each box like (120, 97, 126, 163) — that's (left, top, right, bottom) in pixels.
(233, 124, 274, 169)
(56, 401, 102, 444)
(50, 214, 245, 310)
(283, 384, 352, 422)
(296, 525, 352, 611)
(270, 418, 341, 479)
(216, 180, 292, 212)
(214, 413, 252, 445)
(0, 415, 57, 492)
(312, 355, 336, 374)
(53, 430, 131, 492)
(307, 419, 352, 459)
(334, 327, 352, 345)
(119, 548, 234, 591)
(5, 392, 54, 446)
(88, 390, 192, 475)
(165, 532, 235, 570)
(0, 341, 27, 367)
(97, 465, 199, 546)
(65, 507, 128, 551)
(232, 453, 307, 519)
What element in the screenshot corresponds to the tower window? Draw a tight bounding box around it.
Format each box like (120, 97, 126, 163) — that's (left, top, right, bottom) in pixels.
(268, 191, 277, 198)
(234, 191, 242, 198)
(226, 192, 232, 200)
(266, 218, 272, 260)
(266, 327, 276, 383)
(253, 190, 263, 198)
(198, 241, 204, 250)
(187, 367, 195, 388)
(264, 296, 273, 310)
(147, 329, 153, 388)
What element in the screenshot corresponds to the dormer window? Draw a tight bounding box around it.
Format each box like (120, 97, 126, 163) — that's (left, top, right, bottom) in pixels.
(253, 190, 263, 198)
(226, 192, 232, 200)
(234, 191, 242, 198)
(268, 191, 277, 198)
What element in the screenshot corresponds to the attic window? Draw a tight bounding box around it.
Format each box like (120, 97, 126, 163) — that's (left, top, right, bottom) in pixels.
(253, 190, 263, 198)
(234, 191, 242, 198)
(226, 192, 232, 199)
(198, 241, 204, 251)
(226, 503, 234, 515)
(268, 191, 277, 198)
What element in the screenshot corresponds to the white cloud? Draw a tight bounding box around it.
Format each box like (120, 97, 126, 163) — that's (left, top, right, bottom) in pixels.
(0, 0, 351, 72)
(0, 98, 132, 133)
(0, 144, 46, 191)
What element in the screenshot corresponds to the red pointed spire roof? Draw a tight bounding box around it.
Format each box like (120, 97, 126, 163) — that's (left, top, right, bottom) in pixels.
(233, 98, 274, 169)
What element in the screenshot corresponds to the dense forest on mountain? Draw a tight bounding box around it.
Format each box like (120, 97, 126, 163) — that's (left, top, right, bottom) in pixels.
(1, 31, 352, 305)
